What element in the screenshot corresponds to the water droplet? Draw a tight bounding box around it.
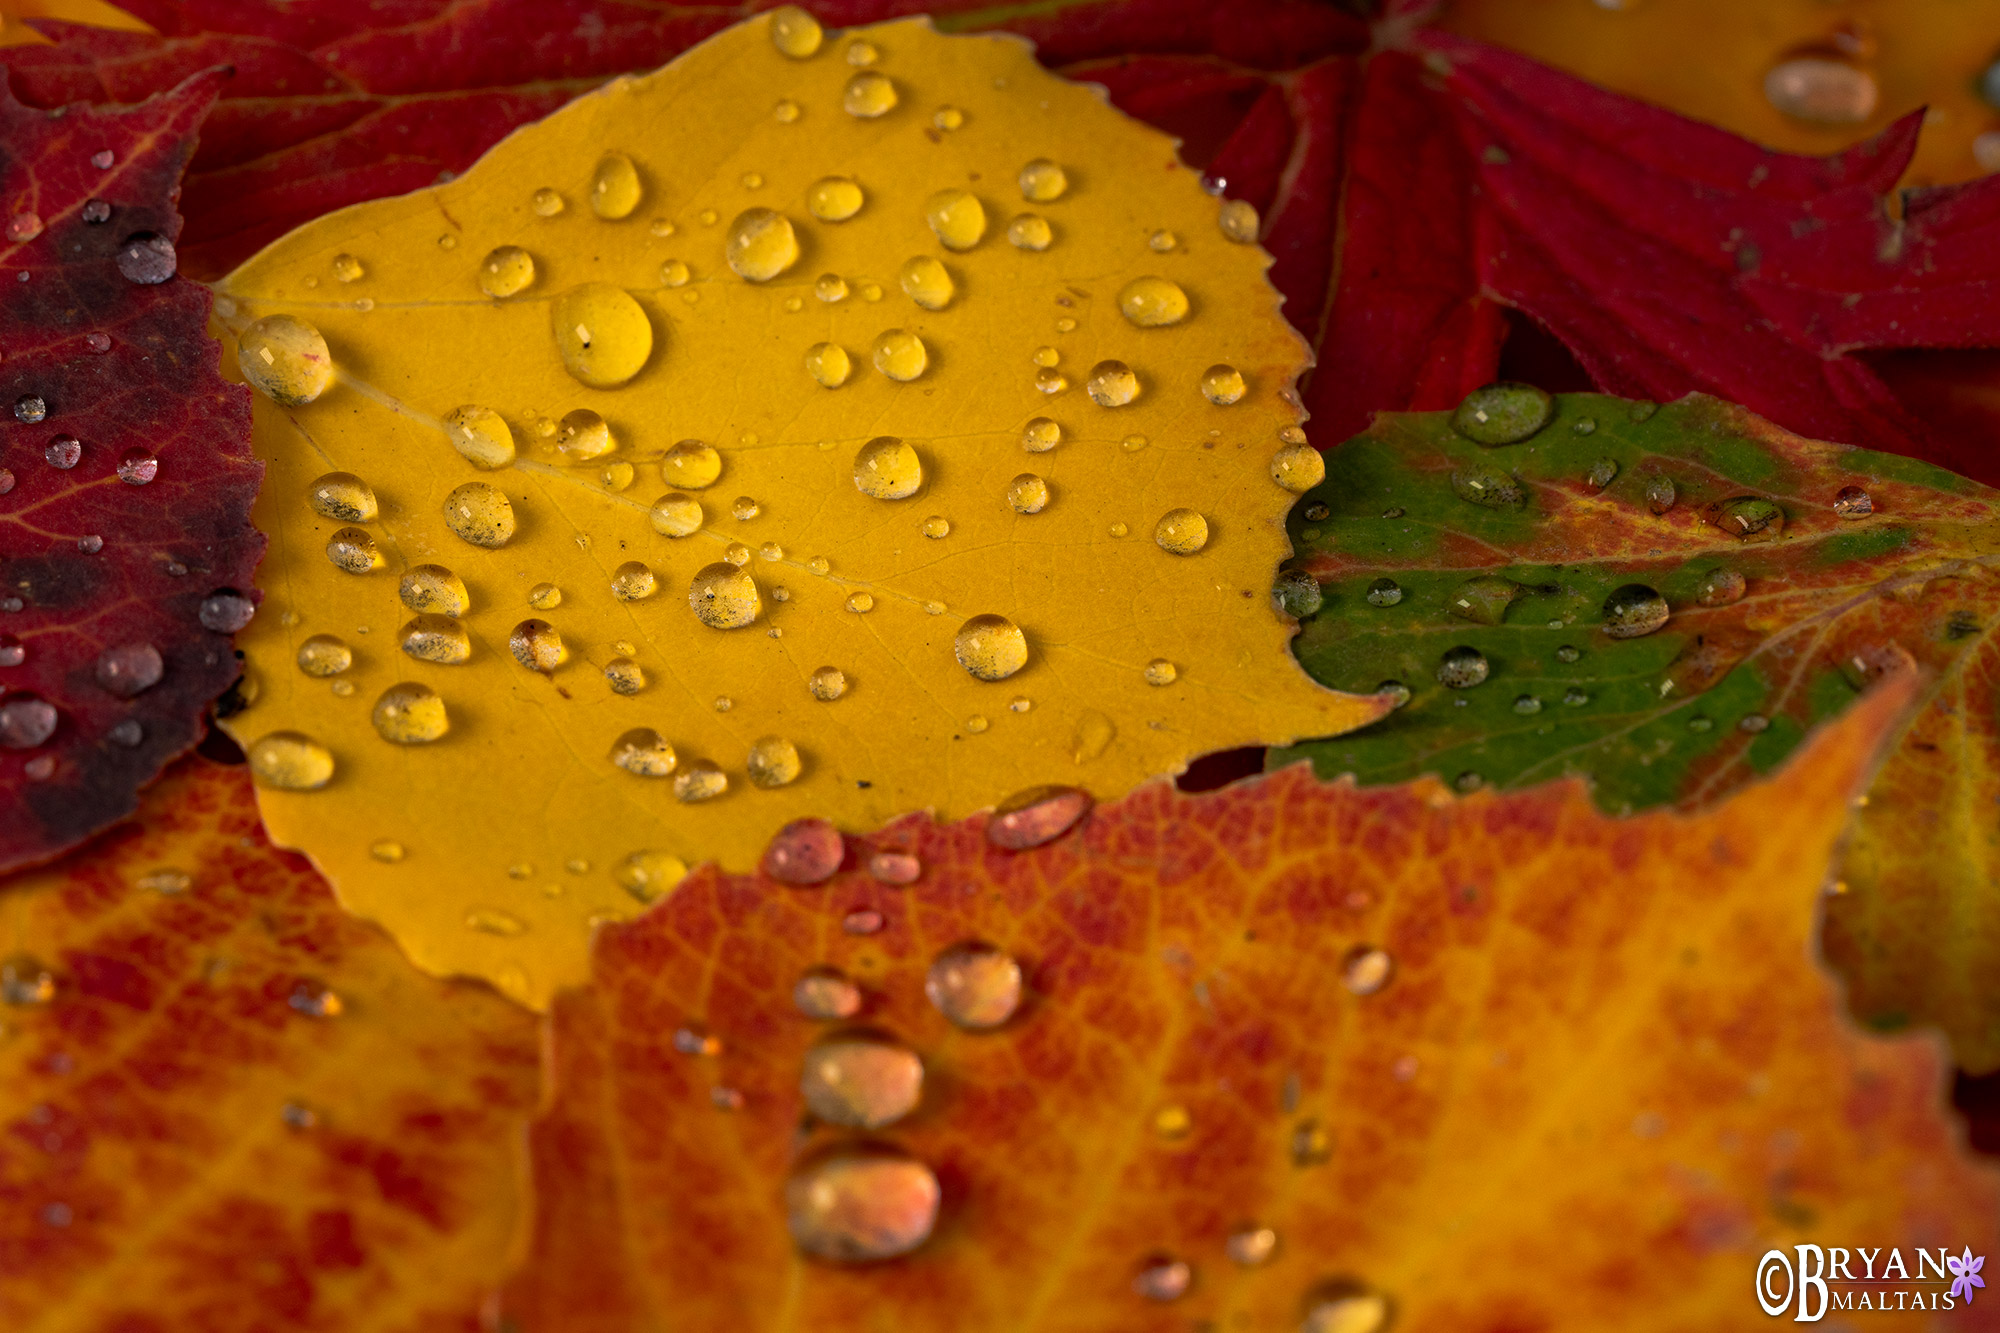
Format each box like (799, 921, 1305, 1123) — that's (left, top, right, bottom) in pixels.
(1563, 686, 1590, 707)
(1303, 1286, 1392, 1333)
(436, 233, 458, 252)
(1133, 1256, 1192, 1302)
(515, 583, 559, 614)
(1602, 583, 1669, 639)
(1450, 463, 1526, 510)
(1086, 360, 1138, 407)
(656, 259, 693, 291)
(931, 104, 965, 131)
(871, 329, 928, 381)
(987, 784, 1090, 850)
(1199, 363, 1246, 405)
(596, 560, 655, 604)
(1708, 495, 1784, 540)
(1018, 158, 1068, 202)
(1452, 382, 1552, 444)
(92, 642, 162, 699)
(5, 211, 42, 242)
(0, 693, 56, 748)
(1272, 569, 1323, 618)
(0, 469, 13, 494)
(0, 954, 55, 1005)
(737, 735, 801, 790)
(774, 98, 802, 123)
(648, 491, 705, 538)
(688, 563, 762, 629)
(80, 198, 110, 224)
(238, 315, 332, 405)
(786, 1146, 939, 1262)
(75, 534, 103, 554)
(398, 565, 468, 617)
(1551, 647, 1583, 670)
(897, 255, 955, 311)
(1108, 521, 1128, 538)
(1152, 1104, 1193, 1139)
(674, 759, 728, 802)
(730, 496, 760, 522)
(44, 435, 80, 469)
(809, 665, 848, 701)
(1148, 229, 1181, 254)
(800, 1032, 923, 1128)
(508, 619, 567, 674)
(548, 409, 612, 464)
(396, 614, 469, 665)
(604, 657, 646, 695)
(466, 908, 526, 936)
(926, 940, 1022, 1027)
(1358, 577, 1403, 609)
(843, 69, 898, 118)
(116, 448, 157, 485)
(1002, 472, 1050, 515)
(843, 591, 876, 615)
(600, 460, 634, 492)
(1765, 56, 1877, 124)
(116, 232, 176, 284)
(1342, 945, 1393, 996)
(964, 714, 990, 734)
(442, 481, 515, 548)
(531, 187, 565, 217)
(1153, 508, 1209, 554)
(610, 727, 677, 778)
(0, 635, 22, 667)
(478, 244, 534, 297)
(1033, 367, 1067, 395)
(322, 523, 382, 574)
(1740, 712, 1771, 733)
(808, 555, 831, 575)
(248, 731, 334, 790)
(1218, 197, 1259, 242)
(954, 614, 1028, 681)
(767, 4, 823, 56)
(1834, 485, 1873, 518)
(1226, 1225, 1277, 1267)
(808, 176, 865, 222)
(1645, 475, 1677, 514)
(551, 283, 652, 387)
(13, 394, 46, 424)
(589, 151, 642, 220)
(371, 681, 449, 744)
(198, 589, 257, 633)
(1118, 276, 1189, 327)
(107, 720, 142, 747)
(1143, 659, 1178, 687)
(1436, 646, 1489, 689)
(1688, 715, 1714, 733)
(321, 253, 364, 287)
(1009, 420, 1061, 457)
(1448, 576, 1523, 626)
(1587, 457, 1619, 489)
(138, 867, 192, 895)
(865, 851, 920, 887)
(795, 967, 863, 1020)
(1696, 568, 1746, 606)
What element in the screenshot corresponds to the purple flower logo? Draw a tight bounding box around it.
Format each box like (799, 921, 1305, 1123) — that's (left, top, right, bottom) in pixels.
(1950, 1247, 1986, 1304)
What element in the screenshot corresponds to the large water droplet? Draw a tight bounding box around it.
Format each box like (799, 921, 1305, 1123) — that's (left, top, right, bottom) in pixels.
(872, 329, 928, 381)
(1018, 158, 1068, 202)
(94, 643, 162, 698)
(1452, 382, 1552, 445)
(1082, 360, 1138, 408)
(766, 4, 823, 56)
(1602, 584, 1669, 638)
(400, 614, 471, 664)
(898, 255, 954, 309)
(1765, 56, 1877, 124)
(725, 208, 800, 282)
(44, 435, 81, 469)
(590, 151, 642, 219)
(808, 176, 865, 222)
(551, 283, 653, 387)
(308, 471, 377, 523)
(987, 784, 1090, 850)
(926, 940, 1023, 1027)
(795, 967, 863, 1020)
(954, 614, 1027, 681)
(653, 439, 719, 491)
(12, 394, 46, 424)
(442, 482, 515, 548)
(238, 315, 332, 405)
(810, 665, 848, 701)
(689, 563, 762, 629)
(479, 244, 535, 297)
(923, 189, 986, 250)
(786, 1146, 939, 1262)
(1118, 276, 1189, 327)
(610, 727, 677, 777)
(843, 70, 898, 118)
(508, 619, 567, 673)
(325, 526, 383, 574)
(1154, 508, 1208, 554)
(801, 1033, 923, 1128)
(1436, 645, 1490, 689)
(372, 682, 449, 743)
(296, 634, 352, 677)
(607, 560, 657, 602)
(649, 492, 704, 537)
(853, 436, 923, 499)
(747, 735, 802, 788)
(248, 731, 334, 789)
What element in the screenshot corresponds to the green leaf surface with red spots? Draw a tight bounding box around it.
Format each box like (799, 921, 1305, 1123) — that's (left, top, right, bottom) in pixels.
(0, 755, 541, 1331)
(500, 676, 2000, 1332)
(0, 67, 262, 875)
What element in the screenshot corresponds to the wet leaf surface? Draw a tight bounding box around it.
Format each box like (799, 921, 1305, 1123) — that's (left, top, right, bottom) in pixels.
(208, 14, 1385, 1008)
(0, 66, 262, 874)
(501, 674, 2000, 1331)
(0, 755, 541, 1331)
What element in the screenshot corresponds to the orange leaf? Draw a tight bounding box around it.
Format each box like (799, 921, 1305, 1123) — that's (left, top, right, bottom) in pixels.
(503, 672, 2000, 1329)
(0, 756, 540, 1330)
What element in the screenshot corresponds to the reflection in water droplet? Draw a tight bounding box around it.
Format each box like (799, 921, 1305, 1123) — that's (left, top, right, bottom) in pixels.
(926, 940, 1023, 1027)
(399, 565, 468, 617)
(44, 436, 81, 469)
(590, 151, 642, 219)
(844, 70, 898, 118)
(1218, 197, 1259, 242)
(810, 665, 848, 700)
(809, 176, 865, 222)
(551, 282, 653, 387)
(1834, 485, 1874, 518)
(117, 448, 158, 485)
(1154, 508, 1208, 554)
(1273, 569, 1323, 618)
(853, 437, 924, 499)
(1450, 464, 1526, 510)
(372, 682, 449, 743)
(249, 732, 334, 790)
(1452, 382, 1553, 445)
(320, 525, 381, 574)
(1437, 646, 1489, 689)
(1696, 568, 1746, 607)
(1709, 495, 1784, 540)
(954, 614, 1027, 681)
(872, 329, 928, 381)
(769, 4, 823, 57)
(1008, 474, 1050, 514)
(1019, 158, 1068, 202)
(508, 620, 567, 673)
(674, 760, 728, 802)
(1602, 584, 1670, 639)
(1587, 457, 1619, 489)
(610, 728, 677, 777)
(479, 244, 534, 297)
(1118, 276, 1189, 327)
(117, 232, 177, 284)
(688, 563, 761, 629)
(796, 967, 863, 1020)
(801, 1034, 923, 1129)
(786, 1147, 939, 1262)
(238, 315, 332, 405)
(400, 614, 471, 664)
(443, 482, 515, 548)
(605, 658, 645, 695)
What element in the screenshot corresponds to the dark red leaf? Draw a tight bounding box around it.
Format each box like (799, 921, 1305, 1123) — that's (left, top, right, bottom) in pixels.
(0, 68, 261, 873)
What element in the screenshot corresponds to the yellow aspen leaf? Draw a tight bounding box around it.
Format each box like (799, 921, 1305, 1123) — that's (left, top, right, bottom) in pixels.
(211, 14, 1388, 1009)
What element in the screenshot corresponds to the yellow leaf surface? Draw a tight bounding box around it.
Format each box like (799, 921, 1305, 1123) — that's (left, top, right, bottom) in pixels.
(211, 12, 1386, 1009)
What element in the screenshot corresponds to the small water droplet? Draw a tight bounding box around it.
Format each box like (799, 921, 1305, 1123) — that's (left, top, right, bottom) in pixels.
(466, 908, 527, 936)
(137, 866, 192, 895)
(442, 482, 515, 549)
(110, 446, 158, 485)
(844, 70, 898, 119)
(607, 728, 677, 778)
(1019, 417, 1062, 453)
(1342, 946, 1393, 996)
(1218, 197, 1259, 242)
(801, 1033, 922, 1128)
(954, 614, 1028, 681)
(768, 4, 823, 56)
(1645, 474, 1677, 514)
(588, 151, 642, 220)
(372, 682, 449, 744)
(329, 252, 364, 284)
(926, 940, 1022, 1027)
(323, 525, 382, 575)
(508, 619, 567, 673)
(773, 98, 801, 123)
(1587, 457, 1619, 488)
(370, 840, 405, 863)
(872, 329, 928, 382)
(1740, 712, 1771, 733)
(1303, 1286, 1392, 1333)
(1133, 1256, 1192, 1302)
(964, 714, 990, 734)
(1437, 646, 1489, 689)
(795, 967, 863, 1020)
(1018, 158, 1068, 202)
(674, 759, 729, 802)
(649, 492, 704, 538)
(745, 735, 801, 788)
(807, 555, 831, 576)
(43, 435, 80, 469)
(80, 198, 110, 224)
(650, 440, 716, 494)
(530, 187, 565, 217)
(987, 784, 1090, 850)
(1765, 55, 1877, 124)
(0, 635, 22, 668)
(238, 315, 332, 405)
(932, 105, 964, 131)
(1452, 382, 1553, 445)
(897, 254, 954, 310)
(786, 1146, 939, 1262)
(1143, 659, 1177, 687)
(1148, 228, 1178, 253)
(1007, 213, 1052, 250)
(1563, 686, 1590, 707)
(551, 282, 652, 387)
(198, 589, 257, 633)
(0, 954, 55, 1005)
(1602, 583, 1669, 638)
(604, 658, 646, 696)
(247, 731, 334, 789)
(808, 176, 865, 222)
(92, 642, 162, 698)
(1361, 577, 1403, 608)
(1201, 364, 1246, 405)
(116, 232, 176, 284)
(731, 496, 760, 521)
(1227, 1225, 1278, 1267)
(5, 211, 42, 242)
(809, 665, 848, 700)
(1086, 360, 1138, 407)
(1273, 569, 1323, 618)
(688, 563, 761, 629)
(1153, 508, 1208, 554)
(13, 394, 46, 425)
(475, 243, 535, 298)
(1833, 484, 1874, 518)
(999, 472, 1049, 515)
(1118, 276, 1189, 327)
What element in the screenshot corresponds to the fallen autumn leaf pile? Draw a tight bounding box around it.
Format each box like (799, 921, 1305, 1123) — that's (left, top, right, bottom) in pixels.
(4, 1, 2000, 1329)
